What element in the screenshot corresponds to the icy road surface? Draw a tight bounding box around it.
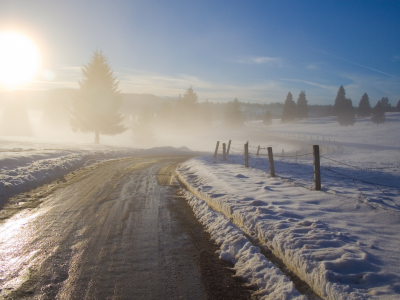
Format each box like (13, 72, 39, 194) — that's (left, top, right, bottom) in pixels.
(0, 157, 250, 299)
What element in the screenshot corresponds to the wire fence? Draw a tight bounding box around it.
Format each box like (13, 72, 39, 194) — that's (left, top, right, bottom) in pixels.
(214, 140, 400, 212)
(268, 130, 342, 144)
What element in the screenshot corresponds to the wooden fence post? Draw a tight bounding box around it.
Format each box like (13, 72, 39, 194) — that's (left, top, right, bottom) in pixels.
(296, 151, 298, 160)
(214, 141, 219, 158)
(257, 145, 260, 156)
(313, 145, 321, 190)
(223, 143, 226, 161)
(244, 142, 249, 168)
(267, 147, 275, 177)
(227, 140, 231, 155)
(282, 149, 284, 157)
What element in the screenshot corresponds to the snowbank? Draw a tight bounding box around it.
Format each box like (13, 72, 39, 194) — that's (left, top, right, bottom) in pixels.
(180, 189, 307, 300)
(0, 149, 137, 201)
(177, 155, 400, 299)
(0, 136, 197, 203)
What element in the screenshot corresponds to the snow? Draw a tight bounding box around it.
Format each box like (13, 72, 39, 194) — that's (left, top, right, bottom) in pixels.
(180, 188, 307, 300)
(0, 136, 194, 203)
(177, 114, 400, 299)
(2, 113, 400, 299)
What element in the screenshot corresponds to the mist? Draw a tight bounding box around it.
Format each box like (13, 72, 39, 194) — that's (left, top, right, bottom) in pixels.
(1, 84, 398, 154)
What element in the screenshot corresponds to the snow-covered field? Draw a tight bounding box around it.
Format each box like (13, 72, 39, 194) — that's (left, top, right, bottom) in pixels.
(2, 113, 400, 299)
(177, 113, 400, 299)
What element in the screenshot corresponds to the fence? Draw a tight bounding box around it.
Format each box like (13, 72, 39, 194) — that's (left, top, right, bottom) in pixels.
(212, 140, 400, 212)
(214, 140, 322, 190)
(270, 131, 340, 143)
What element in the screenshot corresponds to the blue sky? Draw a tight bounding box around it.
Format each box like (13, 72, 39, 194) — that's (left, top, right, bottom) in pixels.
(1, 0, 400, 105)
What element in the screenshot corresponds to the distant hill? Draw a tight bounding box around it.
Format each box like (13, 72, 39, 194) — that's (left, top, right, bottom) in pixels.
(0, 89, 177, 114)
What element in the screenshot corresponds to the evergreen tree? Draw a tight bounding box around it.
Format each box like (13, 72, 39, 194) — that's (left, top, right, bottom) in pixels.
(396, 99, 400, 112)
(263, 111, 272, 126)
(175, 86, 199, 126)
(281, 92, 296, 123)
(371, 100, 386, 125)
(379, 97, 392, 112)
(333, 86, 355, 126)
(357, 93, 371, 118)
(70, 50, 127, 144)
(338, 98, 355, 126)
(224, 98, 242, 128)
(296, 91, 308, 119)
(333, 85, 346, 116)
(176, 93, 183, 105)
(182, 86, 198, 106)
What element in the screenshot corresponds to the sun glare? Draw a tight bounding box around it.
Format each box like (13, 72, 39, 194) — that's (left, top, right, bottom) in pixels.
(0, 32, 40, 88)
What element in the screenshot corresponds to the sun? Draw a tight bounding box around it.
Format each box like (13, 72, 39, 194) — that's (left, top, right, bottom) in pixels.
(0, 32, 40, 88)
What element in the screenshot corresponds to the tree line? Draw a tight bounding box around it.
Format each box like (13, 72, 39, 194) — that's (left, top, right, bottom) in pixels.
(3, 50, 398, 142)
(331, 85, 394, 126)
(276, 85, 398, 127)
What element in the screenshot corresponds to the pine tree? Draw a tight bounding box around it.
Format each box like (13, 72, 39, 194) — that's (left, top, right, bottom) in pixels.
(281, 92, 296, 123)
(333, 85, 346, 116)
(338, 98, 355, 126)
(379, 97, 392, 112)
(357, 93, 371, 118)
(263, 111, 272, 126)
(334, 86, 355, 126)
(176, 93, 183, 105)
(371, 100, 386, 125)
(175, 86, 199, 126)
(296, 91, 308, 119)
(70, 50, 127, 144)
(396, 99, 400, 112)
(182, 86, 198, 106)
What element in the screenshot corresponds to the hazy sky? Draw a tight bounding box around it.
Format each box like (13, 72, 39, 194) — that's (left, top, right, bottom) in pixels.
(1, 0, 399, 105)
